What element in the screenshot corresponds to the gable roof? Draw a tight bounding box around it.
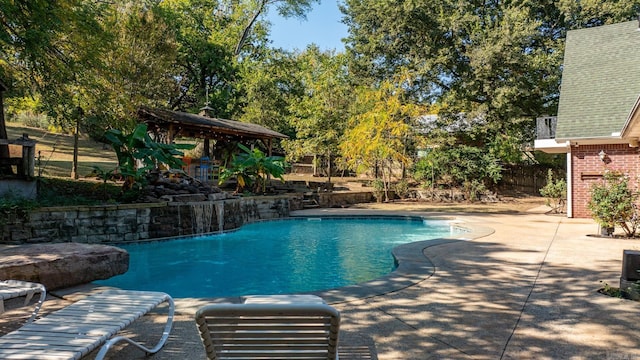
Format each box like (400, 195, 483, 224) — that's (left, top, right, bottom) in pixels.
(555, 20, 640, 141)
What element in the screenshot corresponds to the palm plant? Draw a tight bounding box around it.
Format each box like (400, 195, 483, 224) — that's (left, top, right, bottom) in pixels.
(218, 144, 287, 194)
(103, 123, 193, 190)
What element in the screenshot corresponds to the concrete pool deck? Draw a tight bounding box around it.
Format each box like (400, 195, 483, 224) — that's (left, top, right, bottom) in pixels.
(7, 205, 640, 359)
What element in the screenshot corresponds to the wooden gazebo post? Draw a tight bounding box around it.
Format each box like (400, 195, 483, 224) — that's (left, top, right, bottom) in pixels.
(199, 105, 214, 159)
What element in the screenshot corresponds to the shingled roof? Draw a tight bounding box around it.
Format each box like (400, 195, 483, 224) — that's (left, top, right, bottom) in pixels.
(555, 20, 640, 141)
(138, 107, 287, 141)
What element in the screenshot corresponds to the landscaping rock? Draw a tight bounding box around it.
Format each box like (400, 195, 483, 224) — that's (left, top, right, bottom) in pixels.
(0, 243, 128, 290)
(142, 169, 222, 203)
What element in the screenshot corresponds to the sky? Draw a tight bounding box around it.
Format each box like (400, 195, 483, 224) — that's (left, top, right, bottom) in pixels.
(266, 1, 348, 52)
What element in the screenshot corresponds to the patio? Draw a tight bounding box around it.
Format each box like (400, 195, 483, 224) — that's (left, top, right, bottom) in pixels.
(3, 204, 640, 359)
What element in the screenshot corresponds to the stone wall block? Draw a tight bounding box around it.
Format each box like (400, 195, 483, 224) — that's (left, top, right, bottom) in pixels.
(137, 215, 151, 224)
(104, 225, 118, 235)
(90, 217, 108, 227)
(108, 233, 128, 242)
(74, 218, 92, 229)
(77, 209, 106, 219)
(9, 229, 30, 242)
(32, 228, 59, 238)
(29, 211, 65, 222)
(123, 233, 137, 242)
(25, 237, 51, 244)
(85, 234, 110, 243)
(61, 218, 75, 228)
(117, 225, 136, 237)
(76, 224, 101, 236)
(58, 223, 77, 238)
(34, 220, 63, 230)
(71, 235, 88, 243)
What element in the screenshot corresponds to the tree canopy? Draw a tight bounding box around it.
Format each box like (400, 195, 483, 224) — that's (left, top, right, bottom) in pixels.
(342, 0, 640, 154)
(2, 0, 639, 183)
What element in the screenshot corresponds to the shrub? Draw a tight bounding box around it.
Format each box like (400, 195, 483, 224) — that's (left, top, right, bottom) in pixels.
(463, 179, 487, 202)
(587, 171, 639, 237)
(0, 192, 37, 222)
(371, 178, 385, 202)
(15, 111, 49, 129)
(412, 146, 502, 189)
(539, 169, 566, 213)
(394, 179, 410, 199)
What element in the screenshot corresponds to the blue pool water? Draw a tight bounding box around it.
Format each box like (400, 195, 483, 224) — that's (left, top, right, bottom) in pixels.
(95, 217, 456, 298)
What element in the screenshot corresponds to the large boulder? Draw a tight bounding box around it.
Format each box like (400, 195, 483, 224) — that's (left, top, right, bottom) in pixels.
(0, 243, 128, 290)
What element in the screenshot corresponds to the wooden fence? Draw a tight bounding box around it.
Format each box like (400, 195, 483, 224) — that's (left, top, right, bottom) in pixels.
(498, 165, 565, 196)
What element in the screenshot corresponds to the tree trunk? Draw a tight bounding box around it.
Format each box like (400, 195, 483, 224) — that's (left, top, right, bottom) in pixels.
(70, 108, 83, 179)
(312, 154, 318, 176)
(235, 0, 267, 56)
(383, 160, 390, 202)
(71, 116, 80, 179)
(326, 150, 332, 187)
(0, 88, 13, 175)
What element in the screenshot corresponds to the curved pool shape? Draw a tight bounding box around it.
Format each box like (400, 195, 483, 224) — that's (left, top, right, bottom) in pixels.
(96, 217, 459, 298)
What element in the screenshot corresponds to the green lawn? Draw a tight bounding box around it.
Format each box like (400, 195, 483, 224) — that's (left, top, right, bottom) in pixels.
(6, 122, 117, 178)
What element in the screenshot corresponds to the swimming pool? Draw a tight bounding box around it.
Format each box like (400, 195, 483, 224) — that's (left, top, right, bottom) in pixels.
(95, 217, 458, 298)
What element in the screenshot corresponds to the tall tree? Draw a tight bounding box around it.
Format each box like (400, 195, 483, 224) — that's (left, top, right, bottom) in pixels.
(0, 0, 110, 176)
(341, 78, 425, 200)
(284, 46, 353, 181)
(159, 0, 242, 116)
(235, 0, 319, 55)
(238, 48, 300, 137)
(91, 1, 178, 134)
(342, 0, 640, 160)
(159, 0, 318, 118)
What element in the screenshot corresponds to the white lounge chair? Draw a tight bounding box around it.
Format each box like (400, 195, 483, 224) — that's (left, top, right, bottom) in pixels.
(0, 289, 174, 360)
(0, 280, 46, 323)
(195, 302, 341, 360)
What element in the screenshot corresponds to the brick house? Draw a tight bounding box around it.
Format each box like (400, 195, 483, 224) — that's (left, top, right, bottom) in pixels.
(535, 19, 640, 218)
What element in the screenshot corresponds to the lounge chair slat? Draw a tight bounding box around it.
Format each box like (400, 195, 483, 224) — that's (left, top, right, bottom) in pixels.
(0, 332, 100, 341)
(0, 289, 174, 360)
(196, 302, 340, 360)
(209, 332, 332, 339)
(19, 322, 123, 335)
(217, 344, 330, 350)
(0, 349, 80, 360)
(0, 280, 46, 323)
(0, 341, 98, 355)
(0, 336, 99, 347)
(212, 352, 330, 359)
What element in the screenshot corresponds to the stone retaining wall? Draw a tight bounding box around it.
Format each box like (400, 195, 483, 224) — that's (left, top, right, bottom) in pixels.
(316, 191, 374, 208)
(2, 194, 304, 245)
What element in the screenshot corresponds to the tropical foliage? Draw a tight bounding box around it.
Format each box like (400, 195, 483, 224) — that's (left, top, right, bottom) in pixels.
(103, 124, 194, 190)
(218, 143, 288, 194)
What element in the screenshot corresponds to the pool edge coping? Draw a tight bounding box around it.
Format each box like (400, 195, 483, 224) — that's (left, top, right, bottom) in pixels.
(292, 213, 495, 304)
(71, 210, 495, 311)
